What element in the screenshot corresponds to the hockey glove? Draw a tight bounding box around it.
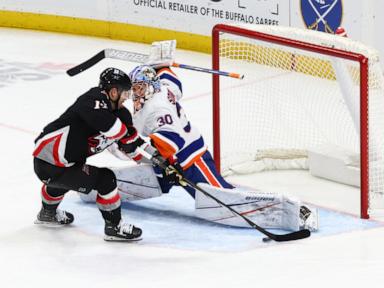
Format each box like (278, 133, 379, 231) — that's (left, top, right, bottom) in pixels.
(152, 152, 185, 186)
(146, 40, 176, 69)
(150, 151, 169, 169)
(117, 126, 146, 162)
(163, 162, 185, 186)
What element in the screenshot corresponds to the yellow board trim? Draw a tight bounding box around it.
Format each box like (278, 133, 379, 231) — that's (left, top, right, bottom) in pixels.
(2, 10, 363, 84)
(0, 10, 211, 53)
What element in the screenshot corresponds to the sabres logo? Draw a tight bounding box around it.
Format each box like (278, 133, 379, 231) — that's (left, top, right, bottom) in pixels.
(300, 0, 343, 33)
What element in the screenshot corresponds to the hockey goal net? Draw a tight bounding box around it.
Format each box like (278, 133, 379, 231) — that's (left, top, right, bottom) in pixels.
(212, 24, 384, 219)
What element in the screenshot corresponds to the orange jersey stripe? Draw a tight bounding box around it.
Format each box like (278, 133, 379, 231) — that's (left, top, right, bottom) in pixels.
(149, 134, 177, 159)
(182, 150, 206, 170)
(157, 67, 177, 77)
(195, 158, 221, 187)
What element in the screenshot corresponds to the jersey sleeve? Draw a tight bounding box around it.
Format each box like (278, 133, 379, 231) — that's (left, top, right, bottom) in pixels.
(143, 108, 185, 159)
(156, 67, 183, 101)
(74, 91, 127, 140)
(114, 107, 133, 127)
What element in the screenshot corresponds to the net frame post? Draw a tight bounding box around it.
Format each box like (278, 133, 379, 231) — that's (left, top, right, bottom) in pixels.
(212, 24, 370, 219)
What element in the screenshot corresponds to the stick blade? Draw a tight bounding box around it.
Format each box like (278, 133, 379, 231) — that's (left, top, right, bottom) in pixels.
(66, 50, 106, 76)
(271, 229, 311, 242)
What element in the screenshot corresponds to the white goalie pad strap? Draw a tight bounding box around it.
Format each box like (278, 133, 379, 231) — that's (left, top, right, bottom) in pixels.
(195, 183, 301, 230)
(113, 165, 162, 201)
(147, 40, 176, 68)
(78, 165, 162, 203)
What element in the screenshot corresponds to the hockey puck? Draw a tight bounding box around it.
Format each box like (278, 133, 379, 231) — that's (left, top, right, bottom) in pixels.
(262, 237, 272, 242)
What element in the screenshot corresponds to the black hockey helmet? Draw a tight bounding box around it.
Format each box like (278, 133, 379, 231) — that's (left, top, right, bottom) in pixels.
(99, 67, 132, 91)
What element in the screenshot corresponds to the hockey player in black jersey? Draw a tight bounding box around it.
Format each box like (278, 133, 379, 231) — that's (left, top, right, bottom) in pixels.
(33, 67, 146, 241)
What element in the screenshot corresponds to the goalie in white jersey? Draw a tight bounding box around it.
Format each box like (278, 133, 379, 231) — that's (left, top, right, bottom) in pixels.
(128, 64, 234, 198)
(81, 41, 318, 232)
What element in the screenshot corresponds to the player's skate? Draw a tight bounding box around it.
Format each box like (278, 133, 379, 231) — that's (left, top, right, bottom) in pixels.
(34, 207, 74, 226)
(299, 205, 318, 231)
(104, 220, 142, 242)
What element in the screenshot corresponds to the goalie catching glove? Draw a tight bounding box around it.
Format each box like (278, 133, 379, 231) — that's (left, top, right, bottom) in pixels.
(146, 40, 176, 69)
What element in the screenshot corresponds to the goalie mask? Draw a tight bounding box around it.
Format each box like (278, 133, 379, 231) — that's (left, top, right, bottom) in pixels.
(129, 65, 161, 103)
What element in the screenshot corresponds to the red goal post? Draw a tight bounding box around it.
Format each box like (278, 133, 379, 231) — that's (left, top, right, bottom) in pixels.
(211, 24, 380, 219)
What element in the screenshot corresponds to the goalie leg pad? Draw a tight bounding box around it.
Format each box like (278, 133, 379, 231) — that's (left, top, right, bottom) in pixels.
(195, 183, 306, 231)
(113, 165, 162, 201)
(78, 165, 162, 202)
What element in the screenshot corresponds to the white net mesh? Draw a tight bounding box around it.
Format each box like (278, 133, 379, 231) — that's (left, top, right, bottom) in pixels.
(215, 24, 384, 214)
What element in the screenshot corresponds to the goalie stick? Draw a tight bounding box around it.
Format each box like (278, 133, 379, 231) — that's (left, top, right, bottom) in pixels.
(137, 147, 311, 242)
(66, 48, 244, 79)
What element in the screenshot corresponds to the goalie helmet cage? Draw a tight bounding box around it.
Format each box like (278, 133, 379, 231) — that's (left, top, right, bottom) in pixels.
(212, 24, 384, 219)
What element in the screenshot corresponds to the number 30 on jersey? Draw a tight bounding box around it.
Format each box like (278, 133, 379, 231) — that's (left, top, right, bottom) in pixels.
(157, 114, 173, 127)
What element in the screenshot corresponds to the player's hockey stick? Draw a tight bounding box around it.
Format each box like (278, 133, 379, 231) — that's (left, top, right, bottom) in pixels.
(66, 48, 244, 79)
(137, 147, 311, 242)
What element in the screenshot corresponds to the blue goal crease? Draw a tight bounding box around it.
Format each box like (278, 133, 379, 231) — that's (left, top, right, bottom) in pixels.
(61, 192, 384, 252)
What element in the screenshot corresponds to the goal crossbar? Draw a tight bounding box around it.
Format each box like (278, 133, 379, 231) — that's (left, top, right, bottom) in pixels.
(212, 24, 370, 218)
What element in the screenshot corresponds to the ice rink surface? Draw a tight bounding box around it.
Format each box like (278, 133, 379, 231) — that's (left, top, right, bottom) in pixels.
(1, 28, 384, 288)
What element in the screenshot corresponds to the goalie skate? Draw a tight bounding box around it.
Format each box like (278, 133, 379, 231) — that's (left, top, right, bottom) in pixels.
(104, 220, 142, 242)
(34, 207, 74, 226)
(299, 205, 319, 232)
